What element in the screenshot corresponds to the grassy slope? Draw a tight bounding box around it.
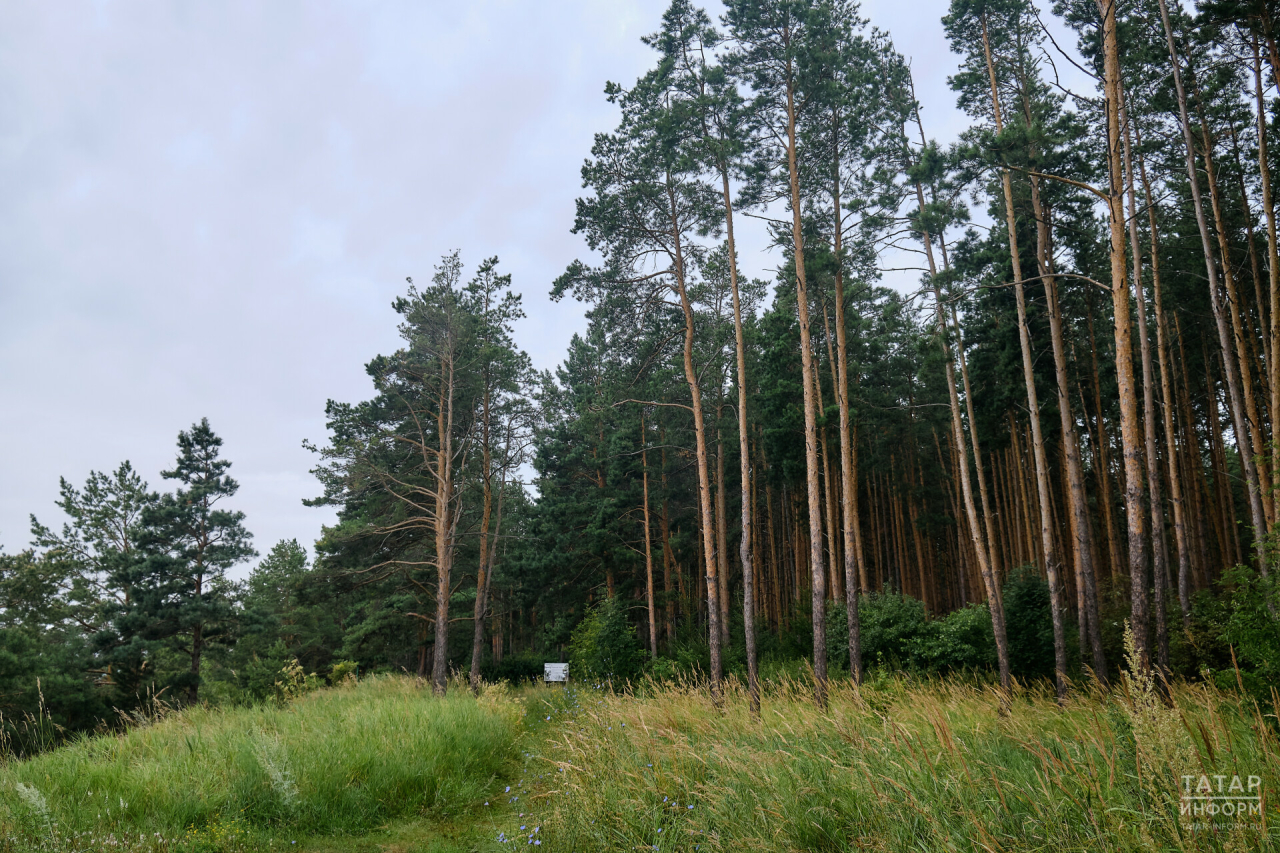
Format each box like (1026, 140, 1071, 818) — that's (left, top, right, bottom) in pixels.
(0, 677, 521, 852)
(2, 672, 1278, 852)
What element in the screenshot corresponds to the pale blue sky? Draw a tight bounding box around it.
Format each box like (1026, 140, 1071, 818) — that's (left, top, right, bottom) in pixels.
(0, 1, 1090, 573)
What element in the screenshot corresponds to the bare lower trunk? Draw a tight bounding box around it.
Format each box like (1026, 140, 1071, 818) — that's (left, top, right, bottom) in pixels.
(1086, 297, 1122, 583)
(1259, 37, 1280, 544)
(1029, 161, 1107, 685)
(641, 415, 657, 660)
(785, 68, 827, 708)
(1121, 96, 1171, 678)
(951, 306, 999, 579)
(660, 438, 676, 645)
(1104, 0, 1150, 670)
(829, 108, 864, 685)
(715, 427, 731, 650)
(1197, 97, 1273, 543)
(1157, 0, 1267, 576)
(981, 13, 1066, 704)
(907, 90, 1010, 699)
(433, 545, 452, 696)
(470, 386, 495, 695)
(666, 176, 722, 694)
(1136, 146, 1192, 626)
(189, 619, 202, 705)
(432, 357, 458, 696)
(678, 277, 721, 694)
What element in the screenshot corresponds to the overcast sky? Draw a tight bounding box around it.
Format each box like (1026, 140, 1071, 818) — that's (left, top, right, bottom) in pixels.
(0, 1, 1088, 575)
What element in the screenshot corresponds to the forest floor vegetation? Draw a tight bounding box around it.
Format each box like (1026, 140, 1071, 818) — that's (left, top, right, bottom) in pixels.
(1, 668, 1277, 852)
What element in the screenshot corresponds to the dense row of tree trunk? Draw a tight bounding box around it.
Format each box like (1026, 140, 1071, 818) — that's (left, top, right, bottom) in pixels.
(316, 0, 1280, 704)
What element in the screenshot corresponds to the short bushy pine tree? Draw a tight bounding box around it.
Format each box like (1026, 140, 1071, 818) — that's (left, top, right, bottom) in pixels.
(125, 419, 255, 703)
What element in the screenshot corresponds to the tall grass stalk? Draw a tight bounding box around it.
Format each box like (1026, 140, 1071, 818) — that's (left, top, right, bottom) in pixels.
(527, 672, 1278, 851)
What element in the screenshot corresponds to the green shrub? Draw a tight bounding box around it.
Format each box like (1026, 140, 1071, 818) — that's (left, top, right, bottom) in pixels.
(482, 650, 546, 684)
(0, 627, 107, 759)
(854, 592, 929, 669)
(828, 595, 995, 675)
(1003, 565, 1055, 680)
(1212, 565, 1280, 710)
(327, 659, 359, 684)
(916, 603, 996, 673)
(568, 596, 645, 687)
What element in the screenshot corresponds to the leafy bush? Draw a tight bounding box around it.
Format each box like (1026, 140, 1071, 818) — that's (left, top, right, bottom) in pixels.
(827, 594, 994, 674)
(916, 603, 996, 673)
(328, 659, 359, 684)
(1002, 565, 1055, 680)
(854, 592, 930, 668)
(482, 650, 546, 685)
(1212, 565, 1280, 710)
(568, 596, 645, 686)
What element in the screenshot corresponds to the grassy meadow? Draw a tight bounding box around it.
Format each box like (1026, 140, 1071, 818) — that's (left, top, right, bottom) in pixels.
(1, 670, 1277, 852)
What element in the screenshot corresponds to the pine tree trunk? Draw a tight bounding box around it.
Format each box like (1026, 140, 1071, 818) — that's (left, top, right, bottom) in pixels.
(1156, 0, 1268, 577)
(981, 13, 1066, 703)
(641, 414, 657, 660)
(189, 618, 202, 705)
(470, 375, 495, 695)
(715, 426, 731, 650)
(718, 167, 760, 712)
(1028, 159, 1107, 684)
(1086, 296, 1122, 583)
(784, 62, 828, 708)
(666, 179, 723, 695)
(431, 349, 459, 696)
(1136, 146, 1193, 626)
(819, 423, 840, 600)
(1228, 116, 1273, 424)
(824, 116, 865, 683)
(660, 436, 676, 644)
(1258, 36, 1280, 539)
(1100, 0, 1151, 672)
(1120, 94, 1171, 680)
(911, 150, 1011, 697)
(1197, 97, 1274, 533)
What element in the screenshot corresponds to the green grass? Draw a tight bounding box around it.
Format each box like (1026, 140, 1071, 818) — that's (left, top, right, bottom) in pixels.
(518, 672, 1280, 852)
(0, 676, 521, 852)
(2, 670, 1278, 851)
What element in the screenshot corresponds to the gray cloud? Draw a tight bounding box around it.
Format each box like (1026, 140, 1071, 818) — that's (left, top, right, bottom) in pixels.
(2, 1, 1078, 572)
